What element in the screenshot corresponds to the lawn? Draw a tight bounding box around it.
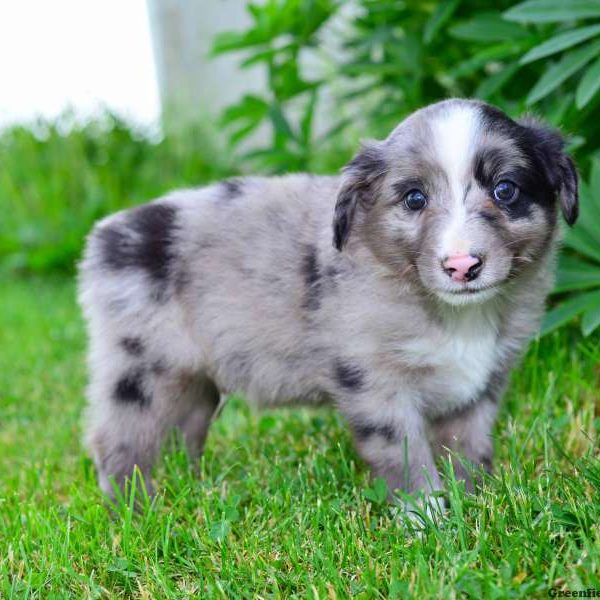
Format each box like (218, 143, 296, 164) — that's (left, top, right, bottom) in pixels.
(0, 275, 599, 598)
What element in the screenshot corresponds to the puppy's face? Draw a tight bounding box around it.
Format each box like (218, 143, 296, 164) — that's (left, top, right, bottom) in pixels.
(333, 99, 578, 305)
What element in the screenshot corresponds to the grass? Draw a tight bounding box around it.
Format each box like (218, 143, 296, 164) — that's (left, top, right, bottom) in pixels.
(0, 275, 599, 598)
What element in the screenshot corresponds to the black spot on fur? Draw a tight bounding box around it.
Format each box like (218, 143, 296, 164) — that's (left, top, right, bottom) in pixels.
(334, 360, 365, 391)
(354, 422, 396, 442)
(99, 203, 178, 285)
(480, 455, 494, 473)
(221, 178, 244, 199)
(477, 103, 577, 225)
(114, 368, 150, 407)
(325, 265, 340, 278)
(473, 148, 534, 221)
(120, 337, 144, 357)
(151, 360, 168, 376)
(301, 245, 322, 311)
(483, 369, 509, 403)
(333, 192, 354, 251)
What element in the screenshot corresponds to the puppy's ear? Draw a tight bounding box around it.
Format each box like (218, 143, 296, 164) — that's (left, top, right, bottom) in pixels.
(519, 118, 579, 225)
(333, 141, 386, 251)
(557, 154, 579, 225)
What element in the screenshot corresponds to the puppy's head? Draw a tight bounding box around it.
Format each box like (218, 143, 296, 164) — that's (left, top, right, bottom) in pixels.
(333, 99, 578, 305)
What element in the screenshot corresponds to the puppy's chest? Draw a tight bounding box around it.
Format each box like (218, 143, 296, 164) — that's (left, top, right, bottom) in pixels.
(398, 317, 499, 416)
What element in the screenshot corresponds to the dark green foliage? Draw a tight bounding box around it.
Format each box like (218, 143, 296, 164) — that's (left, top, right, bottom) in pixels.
(337, 0, 527, 138)
(0, 114, 232, 274)
(211, 0, 341, 172)
(215, 0, 600, 160)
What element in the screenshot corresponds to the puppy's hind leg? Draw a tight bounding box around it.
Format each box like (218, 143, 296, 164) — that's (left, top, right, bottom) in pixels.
(85, 344, 219, 500)
(173, 375, 221, 459)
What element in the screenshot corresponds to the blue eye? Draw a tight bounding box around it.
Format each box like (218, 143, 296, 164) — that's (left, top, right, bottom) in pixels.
(493, 180, 519, 204)
(404, 189, 427, 211)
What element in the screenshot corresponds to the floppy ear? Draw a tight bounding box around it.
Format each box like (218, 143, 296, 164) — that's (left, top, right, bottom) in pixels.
(519, 118, 579, 225)
(333, 142, 386, 251)
(556, 154, 578, 225)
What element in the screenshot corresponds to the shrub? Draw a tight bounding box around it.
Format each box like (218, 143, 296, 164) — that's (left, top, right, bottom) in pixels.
(215, 0, 600, 160)
(0, 114, 232, 274)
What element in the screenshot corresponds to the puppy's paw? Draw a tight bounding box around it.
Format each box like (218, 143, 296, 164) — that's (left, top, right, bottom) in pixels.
(394, 492, 447, 530)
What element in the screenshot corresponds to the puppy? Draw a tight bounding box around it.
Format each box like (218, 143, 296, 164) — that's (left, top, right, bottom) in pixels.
(78, 99, 578, 508)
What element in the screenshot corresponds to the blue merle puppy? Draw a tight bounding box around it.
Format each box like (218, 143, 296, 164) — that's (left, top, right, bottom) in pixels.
(78, 99, 578, 510)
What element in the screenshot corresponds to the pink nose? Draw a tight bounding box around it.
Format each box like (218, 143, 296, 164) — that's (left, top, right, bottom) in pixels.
(442, 254, 483, 282)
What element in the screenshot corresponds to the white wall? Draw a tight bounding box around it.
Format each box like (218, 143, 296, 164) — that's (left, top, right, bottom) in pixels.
(146, 0, 265, 125)
(0, 0, 160, 128)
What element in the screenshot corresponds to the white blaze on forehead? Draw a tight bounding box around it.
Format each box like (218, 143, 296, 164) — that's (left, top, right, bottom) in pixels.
(431, 104, 481, 257)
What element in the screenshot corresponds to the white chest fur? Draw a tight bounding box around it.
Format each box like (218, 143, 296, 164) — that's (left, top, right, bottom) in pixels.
(400, 306, 499, 416)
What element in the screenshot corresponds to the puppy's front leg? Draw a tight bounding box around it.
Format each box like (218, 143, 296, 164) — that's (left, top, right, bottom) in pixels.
(339, 392, 443, 508)
(429, 396, 498, 493)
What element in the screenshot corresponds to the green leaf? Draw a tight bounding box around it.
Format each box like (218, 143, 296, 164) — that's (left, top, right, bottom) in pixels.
(526, 38, 600, 104)
(520, 24, 600, 64)
(541, 290, 600, 335)
(562, 222, 600, 264)
(451, 42, 528, 78)
(591, 158, 600, 197)
(554, 255, 600, 292)
(583, 160, 600, 226)
(300, 90, 317, 144)
(576, 177, 600, 239)
(363, 477, 389, 505)
(423, 0, 461, 45)
(268, 103, 297, 142)
(504, 0, 600, 23)
(582, 302, 600, 334)
(576, 55, 600, 107)
(450, 12, 529, 42)
(211, 30, 269, 55)
(221, 95, 269, 125)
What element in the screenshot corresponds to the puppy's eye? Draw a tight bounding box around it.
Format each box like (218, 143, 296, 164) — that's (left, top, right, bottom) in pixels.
(493, 180, 519, 204)
(404, 189, 427, 211)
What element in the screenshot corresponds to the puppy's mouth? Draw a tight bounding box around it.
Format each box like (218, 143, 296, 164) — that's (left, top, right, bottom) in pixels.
(446, 285, 496, 295)
(433, 285, 500, 306)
